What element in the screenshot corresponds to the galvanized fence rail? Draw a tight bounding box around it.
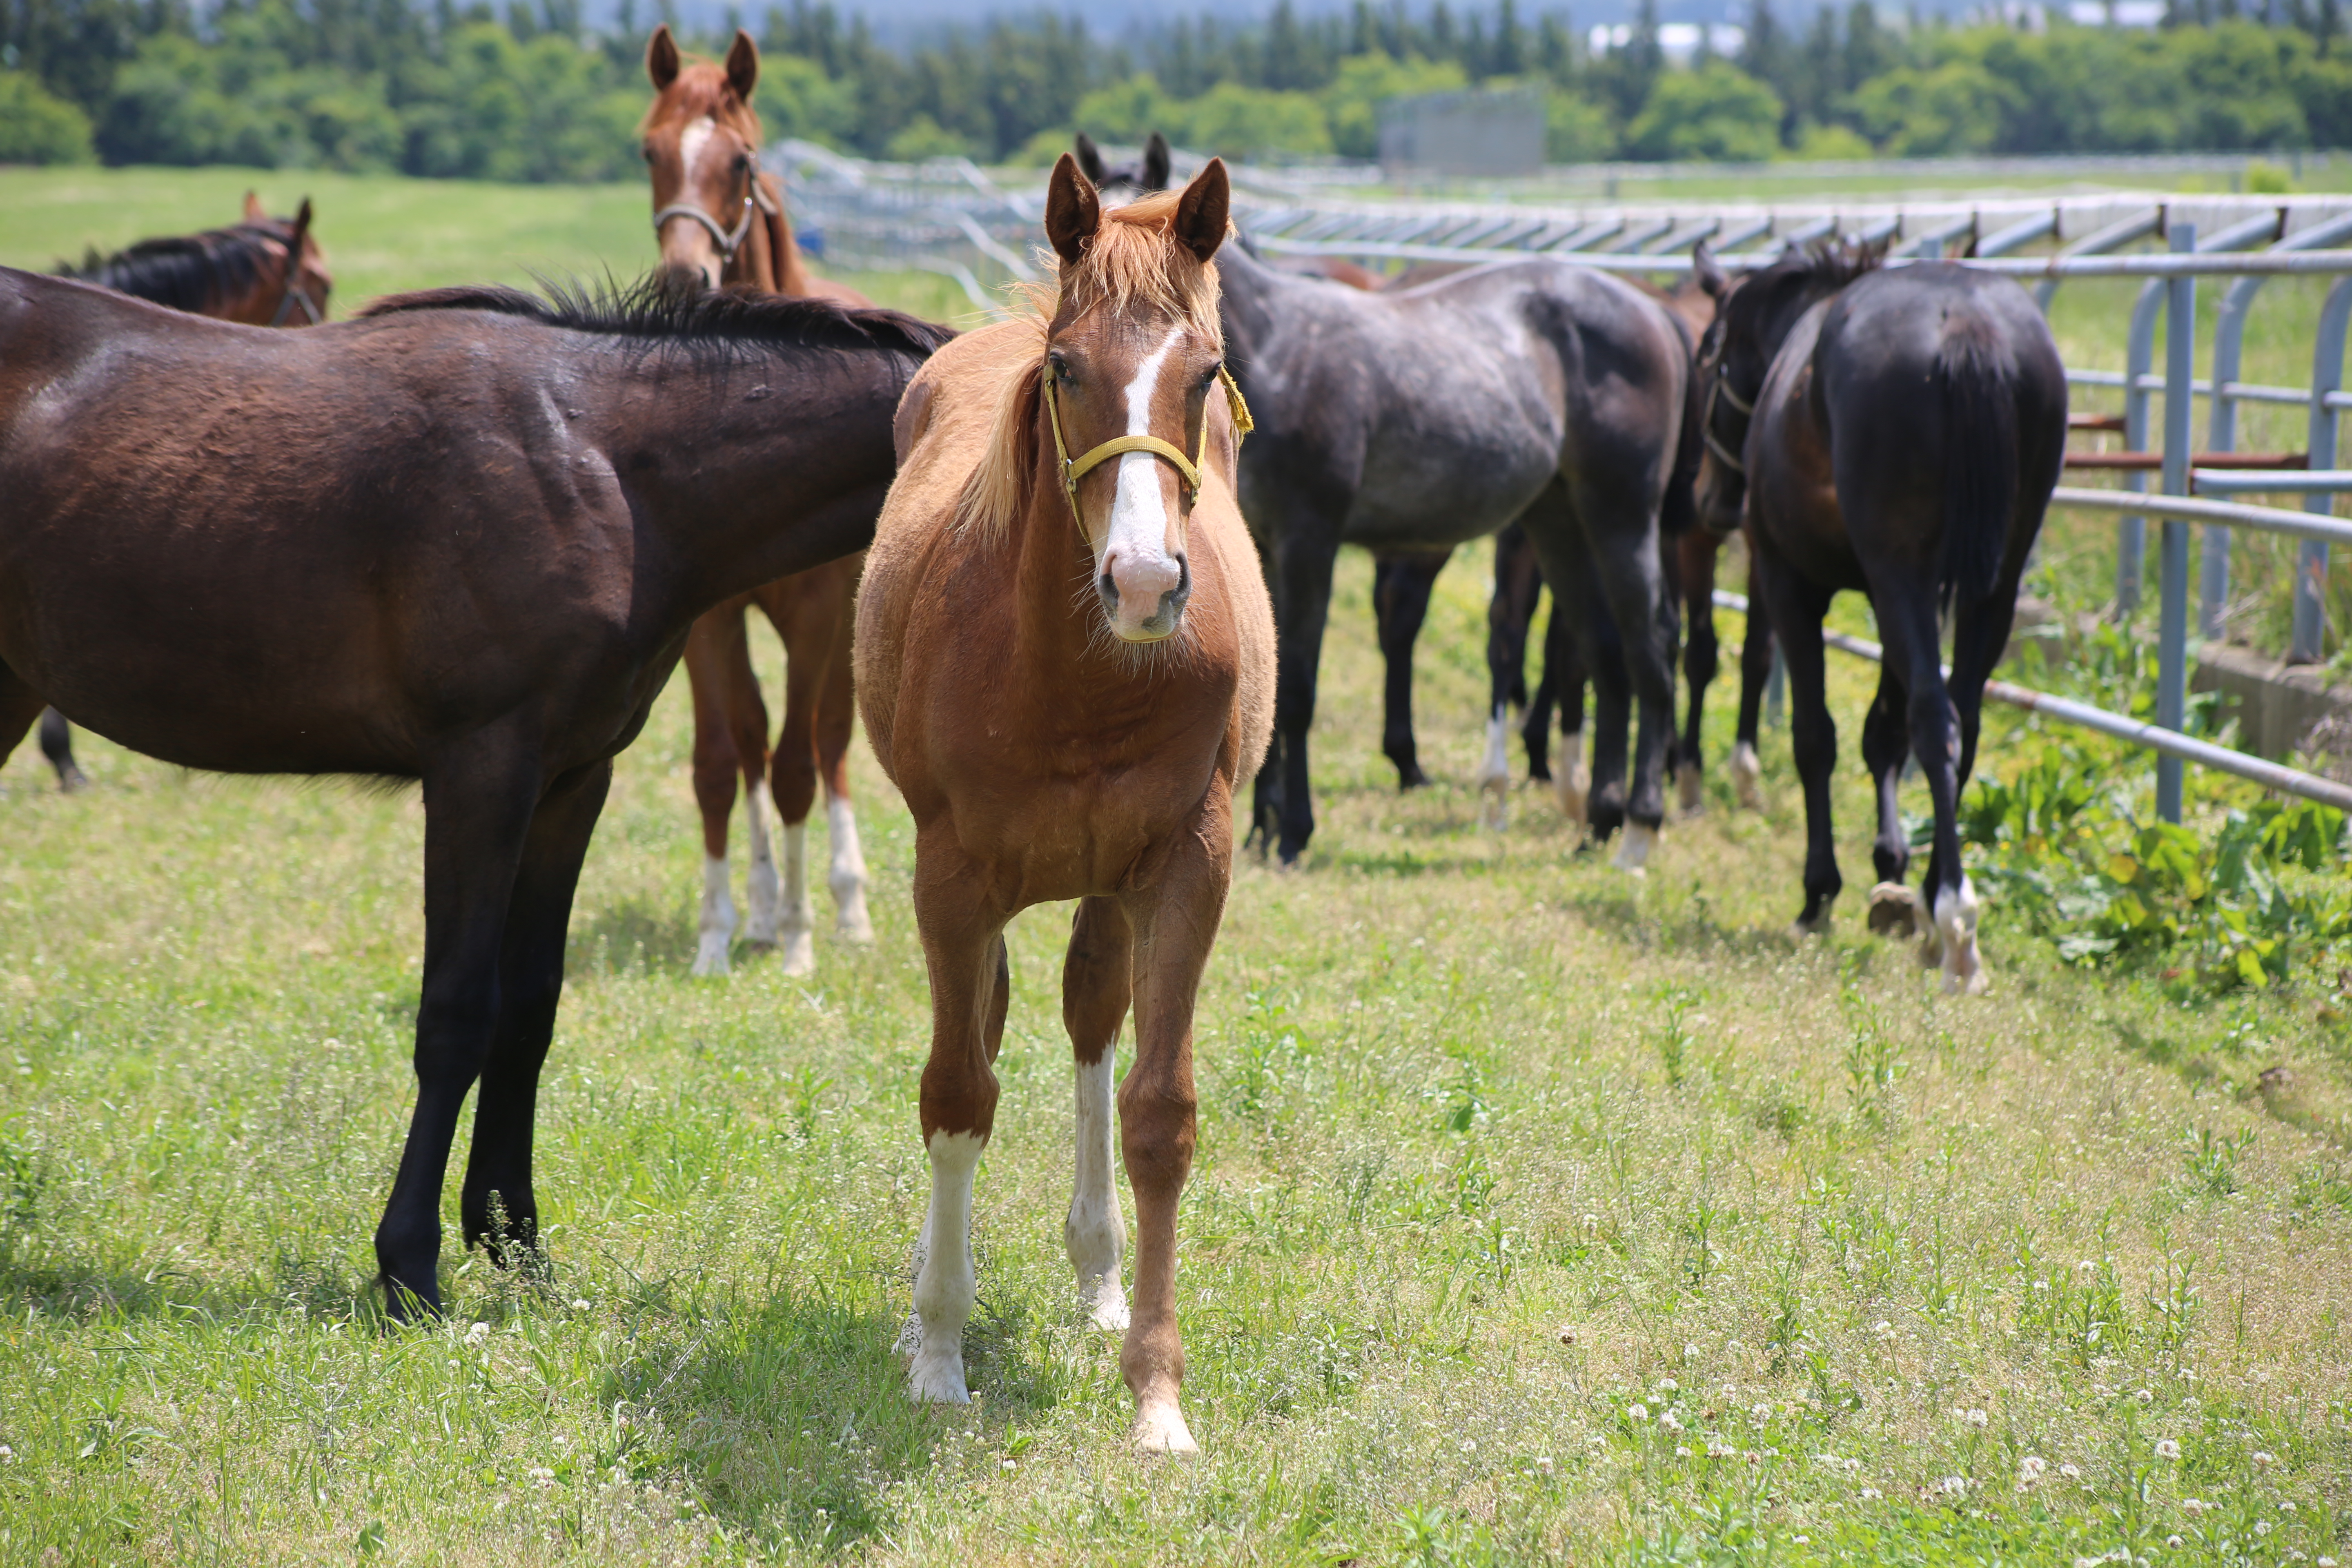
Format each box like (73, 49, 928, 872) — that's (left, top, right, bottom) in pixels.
(773, 147, 2352, 822)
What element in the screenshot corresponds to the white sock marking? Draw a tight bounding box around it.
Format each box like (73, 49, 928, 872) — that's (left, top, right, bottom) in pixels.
(1730, 739, 1763, 811)
(1554, 729, 1589, 824)
(1934, 875, 1988, 996)
(693, 852, 735, 977)
(909, 1129, 985, 1403)
(1613, 820, 1657, 874)
(777, 819, 814, 977)
(1066, 1050, 1129, 1330)
(828, 794, 873, 942)
(743, 787, 780, 947)
(1478, 705, 1512, 830)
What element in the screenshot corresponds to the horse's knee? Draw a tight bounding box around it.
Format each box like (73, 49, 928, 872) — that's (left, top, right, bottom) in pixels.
(770, 751, 818, 826)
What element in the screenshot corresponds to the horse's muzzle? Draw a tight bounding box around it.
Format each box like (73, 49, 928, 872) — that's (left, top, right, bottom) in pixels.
(1099, 552, 1190, 642)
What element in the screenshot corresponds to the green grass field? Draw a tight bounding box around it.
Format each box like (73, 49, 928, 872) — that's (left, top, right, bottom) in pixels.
(2, 167, 2351, 1567)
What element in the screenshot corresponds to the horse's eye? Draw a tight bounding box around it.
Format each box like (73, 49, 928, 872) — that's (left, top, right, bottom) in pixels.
(1049, 354, 1074, 385)
(733, 151, 750, 171)
(1199, 363, 1223, 390)
(641, 145, 654, 163)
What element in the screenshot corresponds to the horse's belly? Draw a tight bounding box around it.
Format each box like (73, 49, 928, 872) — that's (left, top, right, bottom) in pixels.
(1346, 440, 1555, 547)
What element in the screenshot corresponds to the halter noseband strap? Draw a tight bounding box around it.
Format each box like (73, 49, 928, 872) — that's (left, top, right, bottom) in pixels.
(651, 144, 784, 265)
(1042, 363, 1255, 519)
(1701, 361, 1757, 477)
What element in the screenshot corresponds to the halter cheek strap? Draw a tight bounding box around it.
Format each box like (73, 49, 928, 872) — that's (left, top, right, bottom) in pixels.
(1701, 365, 1757, 477)
(651, 147, 784, 264)
(1043, 363, 1255, 520)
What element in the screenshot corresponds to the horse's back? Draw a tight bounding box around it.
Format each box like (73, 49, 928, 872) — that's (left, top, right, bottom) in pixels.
(855, 318, 1039, 783)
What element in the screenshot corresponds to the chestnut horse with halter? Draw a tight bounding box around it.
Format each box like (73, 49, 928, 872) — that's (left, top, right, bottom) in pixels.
(859, 160, 1271, 1451)
(642, 25, 877, 976)
(31, 194, 332, 793)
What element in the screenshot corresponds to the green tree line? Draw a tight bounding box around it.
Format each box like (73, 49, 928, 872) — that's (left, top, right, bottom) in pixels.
(5, 0, 2352, 174)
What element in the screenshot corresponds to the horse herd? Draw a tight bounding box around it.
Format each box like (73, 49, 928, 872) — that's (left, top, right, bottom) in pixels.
(0, 28, 2065, 1452)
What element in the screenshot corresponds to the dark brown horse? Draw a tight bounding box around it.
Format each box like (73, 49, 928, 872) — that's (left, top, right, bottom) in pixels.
(0, 268, 945, 1311)
(643, 26, 881, 975)
(29, 194, 332, 793)
(1693, 241, 2065, 991)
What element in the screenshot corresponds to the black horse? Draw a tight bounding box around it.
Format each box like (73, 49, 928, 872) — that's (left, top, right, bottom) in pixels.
(1692, 241, 2065, 992)
(1219, 239, 1700, 868)
(1073, 131, 1172, 203)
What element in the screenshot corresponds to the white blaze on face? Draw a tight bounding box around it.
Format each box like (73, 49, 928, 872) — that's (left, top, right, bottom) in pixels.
(664, 116, 724, 286)
(1099, 325, 1189, 640)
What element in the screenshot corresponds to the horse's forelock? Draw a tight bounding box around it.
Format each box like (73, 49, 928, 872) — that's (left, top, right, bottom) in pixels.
(1050, 190, 1223, 349)
(639, 59, 757, 138)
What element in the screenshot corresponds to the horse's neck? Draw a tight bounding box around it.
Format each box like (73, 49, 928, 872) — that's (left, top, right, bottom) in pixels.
(735, 170, 811, 296)
(1215, 247, 1286, 368)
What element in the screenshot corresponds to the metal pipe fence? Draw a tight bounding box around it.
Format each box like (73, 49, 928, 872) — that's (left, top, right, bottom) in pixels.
(777, 148, 2352, 823)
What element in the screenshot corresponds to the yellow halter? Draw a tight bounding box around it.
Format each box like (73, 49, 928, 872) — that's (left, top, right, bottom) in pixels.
(1042, 361, 1254, 521)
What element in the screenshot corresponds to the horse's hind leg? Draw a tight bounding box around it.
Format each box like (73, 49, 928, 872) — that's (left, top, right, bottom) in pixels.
(684, 615, 748, 975)
(1729, 546, 1773, 811)
(1537, 602, 1591, 822)
(38, 709, 86, 792)
(905, 844, 1008, 1405)
(1372, 549, 1449, 791)
(1062, 896, 1134, 1330)
(1480, 527, 1544, 826)
(811, 562, 872, 944)
(1675, 530, 1720, 816)
(1756, 542, 1842, 934)
(1117, 792, 1233, 1454)
(460, 759, 612, 1268)
(766, 589, 829, 978)
(1860, 667, 1927, 944)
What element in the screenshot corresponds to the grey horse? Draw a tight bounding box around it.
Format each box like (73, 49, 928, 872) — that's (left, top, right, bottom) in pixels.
(1217, 238, 1701, 867)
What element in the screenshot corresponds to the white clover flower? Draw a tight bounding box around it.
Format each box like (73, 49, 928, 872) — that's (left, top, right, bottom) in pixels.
(1535, 1456, 1554, 1476)
(1628, 1403, 1650, 1422)
(2254, 1450, 2277, 1467)
(1860, 1487, 1882, 1500)
(1659, 1378, 1679, 1393)
(1676, 1445, 1692, 1457)
(1873, 1320, 1894, 1337)
(1661, 1410, 1684, 1432)
(1967, 1408, 1989, 1428)
(2020, 1456, 2048, 1482)
(2136, 1389, 2154, 1405)
(2079, 1260, 2099, 1274)
(2061, 1463, 2083, 1479)
(1684, 1343, 1700, 1360)
(571, 1298, 591, 1310)
(465, 1321, 490, 1346)
(1753, 1403, 1774, 1422)
(1708, 1442, 1734, 1459)
(528, 1466, 556, 1484)
(2167, 1537, 2184, 1550)
(1938, 1475, 1968, 1497)
(2318, 1556, 2338, 1567)
(2256, 1521, 2273, 1538)
(2155, 1439, 2180, 1460)
(0, 1445, 12, 1463)
(1588, 1434, 1606, 1447)
(2181, 1499, 2208, 1516)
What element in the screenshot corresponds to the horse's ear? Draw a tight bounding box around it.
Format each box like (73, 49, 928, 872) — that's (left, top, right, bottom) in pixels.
(1143, 132, 1172, 193)
(242, 190, 266, 223)
(646, 24, 680, 91)
(1693, 239, 1729, 301)
(1073, 132, 1107, 187)
(725, 29, 759, 102)
(1173, 157, 1229, 265)
(1045, 153, 1101, 266)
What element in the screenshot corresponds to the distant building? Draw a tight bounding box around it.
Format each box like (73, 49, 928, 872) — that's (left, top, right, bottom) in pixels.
(1587, 22, 1748, 64)
(2067, 0, 2165, 23)
(1379, 89, 1546, 178)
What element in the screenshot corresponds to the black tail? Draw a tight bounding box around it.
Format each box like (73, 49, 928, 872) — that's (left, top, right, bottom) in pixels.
(1659, 313, 1704, 540)
(1937, 318, 2017, 612)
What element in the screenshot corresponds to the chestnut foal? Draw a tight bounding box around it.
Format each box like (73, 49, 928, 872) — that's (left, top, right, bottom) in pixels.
(857, 158, 1271, 1452)
(643, 24, 874, 975)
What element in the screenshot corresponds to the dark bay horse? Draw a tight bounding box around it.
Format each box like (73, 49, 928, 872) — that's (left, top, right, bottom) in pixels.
(27, 194, 332, 794)
(0, 269, 945, 1310)
(1693, 241, 2065, 991)
(643, 26, 881, 975)
(859, 161, 1270, 1450)
(1220, 240, 1699, 868)
(1074, 130, 1171, 201)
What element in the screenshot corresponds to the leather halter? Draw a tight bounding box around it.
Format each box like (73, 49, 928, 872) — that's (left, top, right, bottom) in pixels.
(1701, 361, 1756, 477)
(270, 271, 324, 327)
(1042, 361, 1254, 521)
(651, 140, 782, 265)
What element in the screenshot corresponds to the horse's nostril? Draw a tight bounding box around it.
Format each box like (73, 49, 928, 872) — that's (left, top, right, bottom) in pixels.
(1100, 570, 1118, 601)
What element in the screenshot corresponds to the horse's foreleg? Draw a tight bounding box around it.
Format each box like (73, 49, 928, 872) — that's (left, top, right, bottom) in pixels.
(1676, 532, 1720, 816)
(1730, 546, 1773, 811)
(1757, 548, 1841, 934)
(684, 617, 745, 976)
(1272, 532, 1339, 866)
(718, 622, 782, 958)
(1118, 792, 1232, 1454)
(1539, 606, 1589, 819)
(816, 642, 873, 944)
(37, 708, 86, 792)
(905, 846, 1008, 1405)
(1062, 896, 1135, 1331)
(1373, 550, 1448, 791)
(1589, 528, 1677, 870)
(769, 616, 829, 980)
(1924, 583, 2024, 997)
(1481, 527, 1544, 826)
(460, 759, 612, 1268)
(375, 735, 546, 1317)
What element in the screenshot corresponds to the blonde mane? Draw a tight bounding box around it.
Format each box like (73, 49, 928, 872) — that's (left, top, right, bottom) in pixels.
(958, 189, 1225, 541)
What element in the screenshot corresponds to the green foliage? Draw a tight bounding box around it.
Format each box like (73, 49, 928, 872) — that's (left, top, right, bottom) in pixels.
(1851, 60, 2018, 156)
(1961, 734, 2352, 992)
(1625, 61, 1784, 162)
(0, 67, 94, 163)
(1323, 53, 1467, 158)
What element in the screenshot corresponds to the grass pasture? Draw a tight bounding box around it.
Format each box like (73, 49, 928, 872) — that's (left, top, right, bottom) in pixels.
(1, 167, 2351, 1566)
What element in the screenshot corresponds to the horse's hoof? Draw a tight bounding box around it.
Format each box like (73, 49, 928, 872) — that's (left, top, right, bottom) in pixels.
(1611, 822, 1657, 874)
(1789, 902, 1835, 940)
(1934, 880, 1987, 996)
(1675, 762, 1704, 816)
(1131, 1399, 1198, 1455)
(778, 927, 815, 978)
(56, 765, 89, 794)
(1865, 882, 1923, 940)
(691, 935, 732, 978)
(835, 886, 875, 944)
(1730, 742, 1763, 811)
(907, 1352, 970, 1405)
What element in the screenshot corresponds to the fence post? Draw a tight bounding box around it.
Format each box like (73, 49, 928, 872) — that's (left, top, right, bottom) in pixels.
(2295, 276, 2352, 664)
(2118, 280, 2164, 612)
(2158, 223, 2196, 824)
